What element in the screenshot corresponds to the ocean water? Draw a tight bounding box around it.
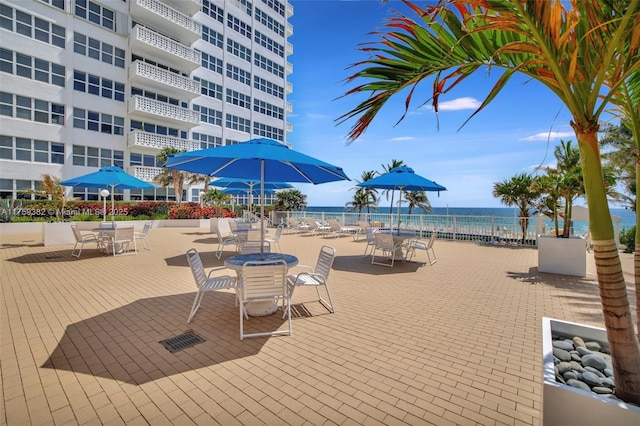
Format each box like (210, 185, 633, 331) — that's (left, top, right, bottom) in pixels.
(304, 206, 636, 234)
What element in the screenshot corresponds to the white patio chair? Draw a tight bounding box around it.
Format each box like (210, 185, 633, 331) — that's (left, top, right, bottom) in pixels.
(239, 260, 291, 340)
(240, 240, 271, 254)
(134, 221, 152, 250)
(186, 248, 237, 323)
(264, 224, 284, 252)
(405, 231, 438, 265)
(213, 224, 240, 259)
(70, 224, 104, 258)
(285, 245, 336, 315)
(362, 226, 376, 257)
(109, 226, 137, 256)
(371, 232, 402, 267)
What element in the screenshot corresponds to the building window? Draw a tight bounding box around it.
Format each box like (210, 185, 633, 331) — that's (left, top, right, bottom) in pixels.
(225, 114, 250, 133)
(226, 89, 251, 109)
(202, 26, 223, 49)
(193, 104, 222, 126)
(200, 51, 223, 74)
(261, 0, 285, 17)
(74, 33, 125, 68)
(227, 14, 251, 38)
(255, 8, 284, 37)
(254, 98, 283, 119)
(254, 30, 284, 57)
(226, 38, 251, 62)
(0, 49, 65, 87)
(72, 144, 123, 168)
(253, 121, 283, 141)
(0, 135, 65, 163)
(39, 0, 65, 10)
(130, 152, 159, 167)
(130, 120, 183, 138)
(254, 53, 283, 78)
(226, 64, 251, 85)
(0, 5, 65, 48)
(202, 0, 224, 23)
(254, 76, 284, 99)
(73, 70, 124, 101)
(194, 77, 222, 100)
(192, 132, 222, 149)
(0, 92, 64, 124)
(73, 108, 124, 135)
(131, 87, 180, 106)
(74, 0, 115, 31)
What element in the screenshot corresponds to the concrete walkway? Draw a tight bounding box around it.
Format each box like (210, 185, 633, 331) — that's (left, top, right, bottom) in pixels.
(1, 226, 636, 425)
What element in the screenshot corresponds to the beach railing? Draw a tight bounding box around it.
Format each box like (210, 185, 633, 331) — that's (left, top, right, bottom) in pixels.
(272, 211, 539, 246)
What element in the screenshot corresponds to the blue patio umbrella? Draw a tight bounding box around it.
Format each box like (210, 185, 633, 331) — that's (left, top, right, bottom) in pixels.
(164, 138, 350, 256)
(60, 166, 155, 226)
(357, 166, 446, 235)
(211, 177, 292, 212)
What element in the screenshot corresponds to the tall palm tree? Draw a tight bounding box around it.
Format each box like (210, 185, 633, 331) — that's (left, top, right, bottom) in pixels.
(345, 189, 370, 217)
(553, 140, 584, 237)
(352, 170, 379, 213)
(156, 147, 187, 206)
(600, 123, 636, 211)
(492, 173, 540, 243)
(337, 0, 640, 402)
(405, 190, 432, 215)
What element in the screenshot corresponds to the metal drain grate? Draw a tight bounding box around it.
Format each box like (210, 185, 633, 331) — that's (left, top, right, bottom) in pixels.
(159, 332, 205, 353)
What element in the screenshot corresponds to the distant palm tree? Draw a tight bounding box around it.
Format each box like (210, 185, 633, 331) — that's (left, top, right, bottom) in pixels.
(352, 170, 379, 213)
(405, 191, 432, 215)
(155, 147, 187, 206)
(492, 173, 540, 243)
(381, 159, 404, 214)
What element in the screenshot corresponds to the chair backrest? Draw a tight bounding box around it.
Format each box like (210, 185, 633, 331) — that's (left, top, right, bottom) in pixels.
(229, 220, 238, 232)
(115, 226, 134, 241)
(272, 224, 284, 240)
(314, 245, 336, 279)
(212, 224, 224, 240)
(327, 219, 341, 231)
(240, 260, 287, 301)
(186, 248, 207, 290)
(71, 224, 83, 242)
(357, 220, 370, 230)
(427, 231, 437, 248)
(141, 221, 152, 235)
(288, 217, 299, 227)
(374, 232, 394, 250)
(365, 226, 376, 243)
(240, 241, 271, 254)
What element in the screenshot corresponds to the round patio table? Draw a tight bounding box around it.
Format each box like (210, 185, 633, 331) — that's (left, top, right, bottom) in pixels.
(224, 252, 298, 316)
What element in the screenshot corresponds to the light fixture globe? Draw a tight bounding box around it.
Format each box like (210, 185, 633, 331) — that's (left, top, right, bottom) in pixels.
(100, 189, 110, 197)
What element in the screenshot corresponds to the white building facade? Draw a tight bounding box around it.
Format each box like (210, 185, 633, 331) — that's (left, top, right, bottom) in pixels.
(0, 0, 293, 204)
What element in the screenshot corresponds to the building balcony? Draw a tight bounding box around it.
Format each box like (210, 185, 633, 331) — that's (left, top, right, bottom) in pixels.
(128, 95, 200, 128)
(286, 42, 293, 56)
(286, 81, 292, 94)
(285, 102, 292, 113)
(129, 60, 200, 100)
(286, 61, 293, 75)
(130, 0, 201, 44)
(128, 130, 201, 152)
(286, 122, 292, 133)
(130, 25, 201, 73)
(164, 0, 201, 16)
(129, 165, 163, 182)
(286, 2, 294, 18)
(286, 22, 293, 37)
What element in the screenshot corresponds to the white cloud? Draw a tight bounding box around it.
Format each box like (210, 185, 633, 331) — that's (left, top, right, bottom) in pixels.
(390, 136, 414, 142)
(520, 131, 574, 141)
(421, 97, 481, 111)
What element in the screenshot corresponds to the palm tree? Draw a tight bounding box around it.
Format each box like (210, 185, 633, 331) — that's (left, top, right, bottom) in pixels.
(553, 140, 584, 237)
(405, 191, 432, 215)
(345, 189, 370, 217)
(273, 189, 307, 211)
(202, 188, 232, 206)
(381, 159, 405, 215)
(492, 173, 540, 243)
(337, 0, 640, 402)
(600, 123, 636, 212)
(352, 170, 379, 214)
(156, 147, 187, 206)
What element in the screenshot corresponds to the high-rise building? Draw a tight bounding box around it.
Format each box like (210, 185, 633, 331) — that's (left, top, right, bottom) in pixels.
(0, 0, 293, 205)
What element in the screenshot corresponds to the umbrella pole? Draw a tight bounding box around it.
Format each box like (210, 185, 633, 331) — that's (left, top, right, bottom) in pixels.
(397, 190, 403, 236)
(111, 184, 115, 227)
(260, 160, 265, 258)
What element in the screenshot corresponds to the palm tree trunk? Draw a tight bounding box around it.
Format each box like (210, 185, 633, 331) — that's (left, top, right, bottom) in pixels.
(576, 127, 640, 405)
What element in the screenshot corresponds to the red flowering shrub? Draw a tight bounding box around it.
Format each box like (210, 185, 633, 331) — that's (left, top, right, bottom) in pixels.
(168, 203, 236, 219)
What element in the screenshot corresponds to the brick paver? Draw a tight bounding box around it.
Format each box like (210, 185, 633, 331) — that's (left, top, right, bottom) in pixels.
(1, 226, 636, 425)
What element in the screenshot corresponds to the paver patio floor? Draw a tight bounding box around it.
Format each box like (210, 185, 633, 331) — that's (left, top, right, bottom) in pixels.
(1, 226, 636, 425)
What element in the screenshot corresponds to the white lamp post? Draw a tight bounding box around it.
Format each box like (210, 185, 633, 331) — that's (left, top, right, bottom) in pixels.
(100, 189, 110, 222)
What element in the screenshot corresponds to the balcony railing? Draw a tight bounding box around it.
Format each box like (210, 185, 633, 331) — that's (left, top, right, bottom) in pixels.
(286, 61, 293, 75)
(130, 166, 163, 182)
(131, 0, 201, 44)
(130, 25, 201, 72)
(286, 81, 292, 94)
(128, 130, 201, 152)
(129, 60, 200, 100)
(163, 0, 201, 15)
(128, 95, 200, 127)
(286, 42, 293, 56)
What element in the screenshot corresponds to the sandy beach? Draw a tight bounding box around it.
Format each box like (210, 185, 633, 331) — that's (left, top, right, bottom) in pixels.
(1, 226, 637, 425)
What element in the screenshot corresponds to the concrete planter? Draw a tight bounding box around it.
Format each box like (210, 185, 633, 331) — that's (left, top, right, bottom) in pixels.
(44, 222, 75, 246)
(537, 235, 587, 276)
(0, 222, 43, 234)
(542, 317, 640, 425)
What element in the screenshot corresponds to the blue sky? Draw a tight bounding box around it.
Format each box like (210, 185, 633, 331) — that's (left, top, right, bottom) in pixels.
(285, 0, 578, 208)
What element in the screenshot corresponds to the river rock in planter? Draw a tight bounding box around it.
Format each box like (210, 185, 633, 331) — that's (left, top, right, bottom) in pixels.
(581, 371, 603, 387)
(553, 347, 572, 361)
(582, 354, 607, 371)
